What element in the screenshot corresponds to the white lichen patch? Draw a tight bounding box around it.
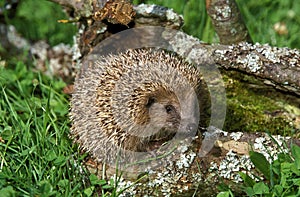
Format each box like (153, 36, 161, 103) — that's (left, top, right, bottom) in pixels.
(230, 132, 243, 141)
(72, 35, 82, 62)
(166, 9, 177, 20)
(260, 47, 280, 64)
(7, 25, 30, 49)
(209, 150, 254, 183)
(237, 52, 261, 72)
(177, 144, 189, 153)
(146, 149, 201, 196)
(214, 49, 227, 56)
(208, 132, 293, 184)
(238, 42, 253, 50)
(253, 134, 289, 162)
(137, 4, 155, 15)
(166, 9, 183, 27)
(110, 142, 203, 196)
(110, 175, 138, 197)
(205, 126, 228, 137)
(215, 5, 231, 20)
(135, 3, 183, 29)
(176, 152, 196, 169)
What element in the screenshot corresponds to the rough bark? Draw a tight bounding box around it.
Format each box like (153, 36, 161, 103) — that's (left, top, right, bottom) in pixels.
(85, 127, 300, 196)
(161, 30, 300, 96)
(46, 0, 300, 96)
(206, 0, 252, 44)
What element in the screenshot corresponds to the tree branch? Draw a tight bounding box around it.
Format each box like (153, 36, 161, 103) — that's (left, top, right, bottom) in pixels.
(206, 0, 252, 44)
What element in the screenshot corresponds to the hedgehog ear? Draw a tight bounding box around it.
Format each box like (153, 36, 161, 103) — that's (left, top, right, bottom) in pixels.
(145, 97, 156, 108)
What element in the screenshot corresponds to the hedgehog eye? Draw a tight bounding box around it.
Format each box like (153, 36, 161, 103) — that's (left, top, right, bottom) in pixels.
(145, 97, 156, 108)
(165, 105, 175, 114)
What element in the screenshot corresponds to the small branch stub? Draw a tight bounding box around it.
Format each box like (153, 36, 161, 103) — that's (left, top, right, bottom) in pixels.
(206, 0, 252, 44)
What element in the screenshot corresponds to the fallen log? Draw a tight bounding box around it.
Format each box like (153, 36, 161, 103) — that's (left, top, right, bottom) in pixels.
(85, 126, 300, 196)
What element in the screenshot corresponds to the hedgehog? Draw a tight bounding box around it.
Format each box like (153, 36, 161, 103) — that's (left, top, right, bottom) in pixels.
(70, 48, 210, 164)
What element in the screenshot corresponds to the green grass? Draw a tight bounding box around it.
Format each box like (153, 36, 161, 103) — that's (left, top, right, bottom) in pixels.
(0, 61, 121, 196)
(0, 62, 90, 196)
(236, 0, 300, 48)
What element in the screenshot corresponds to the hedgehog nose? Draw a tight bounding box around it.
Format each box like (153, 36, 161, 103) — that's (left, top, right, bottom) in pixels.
(186, 123, 197, 132)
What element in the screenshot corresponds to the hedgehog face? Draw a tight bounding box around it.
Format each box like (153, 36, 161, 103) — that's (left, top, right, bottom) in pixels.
(127, 86, 181, 151)
(145, 99, 181, 151)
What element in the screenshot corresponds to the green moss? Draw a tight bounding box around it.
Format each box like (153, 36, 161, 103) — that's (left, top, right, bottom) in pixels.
(222, 71, 299, 135)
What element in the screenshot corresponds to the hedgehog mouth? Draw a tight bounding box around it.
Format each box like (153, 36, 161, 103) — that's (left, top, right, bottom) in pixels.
(146, 131, 177, 151)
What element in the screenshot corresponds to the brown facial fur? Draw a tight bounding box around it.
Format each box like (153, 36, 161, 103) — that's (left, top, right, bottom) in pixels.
(126, 84, 181, 151)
